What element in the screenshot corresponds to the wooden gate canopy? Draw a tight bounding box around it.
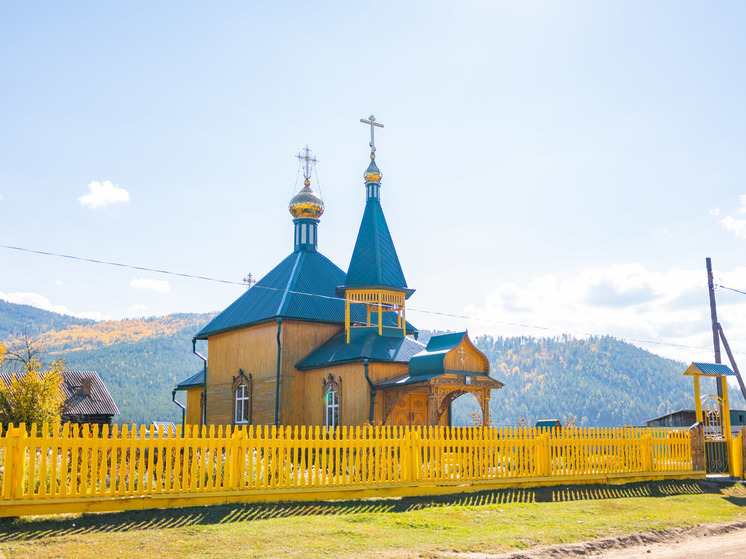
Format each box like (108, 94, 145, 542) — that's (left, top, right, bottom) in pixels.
(376, 332, 503, 426)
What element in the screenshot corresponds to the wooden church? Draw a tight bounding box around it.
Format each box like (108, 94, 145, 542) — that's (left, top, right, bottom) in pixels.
(175, 117, 503, 428)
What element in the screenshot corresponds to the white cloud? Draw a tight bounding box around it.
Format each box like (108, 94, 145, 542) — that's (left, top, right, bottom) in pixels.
(76, 310, 108, 321)
(0, 292, 105, 320)
(130, 278, 170, 294)
(710, 208, 720, 216)
(721, 216, 746, 239)
(78, 180, 130, 209)
(465, 263, 731, 361)
(719, 195, 746, 238)
(128, 304, 148, 315)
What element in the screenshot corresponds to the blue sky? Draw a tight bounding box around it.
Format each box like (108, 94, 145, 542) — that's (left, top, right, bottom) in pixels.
(1, 1, 746, 365)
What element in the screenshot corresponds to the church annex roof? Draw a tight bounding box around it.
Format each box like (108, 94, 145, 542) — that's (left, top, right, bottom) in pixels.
(195, 250, 347, 339)
(296, 326, 424, 370)
(343, 197, 410, 293)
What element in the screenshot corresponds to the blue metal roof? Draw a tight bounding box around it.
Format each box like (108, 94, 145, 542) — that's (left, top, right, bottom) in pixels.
(196, 250, 347, 339)
(296, 326, 425, 370)
(686, 362, 737, 377)
(175, 369, 205, 389)
(343, 198, 411, 294)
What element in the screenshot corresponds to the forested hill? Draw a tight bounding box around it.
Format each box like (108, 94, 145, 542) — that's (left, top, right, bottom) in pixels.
(0, 299, 95, 338)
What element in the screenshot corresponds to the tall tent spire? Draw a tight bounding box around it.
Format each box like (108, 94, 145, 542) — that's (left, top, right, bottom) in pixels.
(338, 115, 414, 343)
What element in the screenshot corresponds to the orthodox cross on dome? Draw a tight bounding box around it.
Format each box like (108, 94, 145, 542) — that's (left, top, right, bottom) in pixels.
(243, 273, 256, 289)
(296, 145, 318, 186)
(360, 115, 384, 158)
(458, 346, 467, 365)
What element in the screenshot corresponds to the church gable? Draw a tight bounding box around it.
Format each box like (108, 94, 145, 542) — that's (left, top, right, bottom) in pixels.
(409, 332, 490, 378)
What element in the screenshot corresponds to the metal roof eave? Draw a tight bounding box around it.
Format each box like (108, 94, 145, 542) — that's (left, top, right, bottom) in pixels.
(194, 316, 346, 340)
(684, 362, 737, 377)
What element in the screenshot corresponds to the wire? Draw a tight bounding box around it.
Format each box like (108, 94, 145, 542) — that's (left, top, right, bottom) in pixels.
(0, 244, 245, 286)
(716, 284, 746, 296)
(0, 243, 740, 357)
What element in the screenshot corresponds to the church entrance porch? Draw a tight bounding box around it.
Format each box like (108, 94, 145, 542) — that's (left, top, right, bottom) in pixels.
(379, 373, 501, 427)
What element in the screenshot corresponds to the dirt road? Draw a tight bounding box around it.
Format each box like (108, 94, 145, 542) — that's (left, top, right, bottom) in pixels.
(456, 520, 746, 558)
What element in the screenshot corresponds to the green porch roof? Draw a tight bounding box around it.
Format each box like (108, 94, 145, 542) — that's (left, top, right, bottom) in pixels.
(296, 326, 425, 370)
(408, 332, 486, 377)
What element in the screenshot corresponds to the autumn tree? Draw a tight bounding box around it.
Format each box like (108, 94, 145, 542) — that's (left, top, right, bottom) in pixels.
(0, 338, 65, 430)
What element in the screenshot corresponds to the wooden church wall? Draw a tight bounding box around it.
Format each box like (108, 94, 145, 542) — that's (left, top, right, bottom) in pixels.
(278, 321, 341, 426)
(205, 321, 340, 426)
(205, 323, 278, 425)
(185, 387, 202, 426)
(302, 361, 408, 426)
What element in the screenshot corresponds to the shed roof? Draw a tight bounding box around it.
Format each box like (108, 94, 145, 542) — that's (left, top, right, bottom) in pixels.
(1, 370, 120, 418)
(175, 369, 205, 390)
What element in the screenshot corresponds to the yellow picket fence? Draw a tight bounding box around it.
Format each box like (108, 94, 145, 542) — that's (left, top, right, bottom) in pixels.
(0, 423, 698, 517)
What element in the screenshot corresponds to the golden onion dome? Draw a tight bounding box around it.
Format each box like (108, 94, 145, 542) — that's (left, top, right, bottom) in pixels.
(364, 158, 382, 184)
(289, 182, 325, 219)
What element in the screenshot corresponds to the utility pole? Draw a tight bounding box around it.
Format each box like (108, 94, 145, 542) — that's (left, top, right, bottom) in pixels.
(706, 257, 723, 398)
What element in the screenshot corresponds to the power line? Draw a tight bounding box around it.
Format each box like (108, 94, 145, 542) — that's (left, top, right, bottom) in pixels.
(0, 243, 739, 357)
(716, 284, 746, 296)
(0, 244, 245, 286)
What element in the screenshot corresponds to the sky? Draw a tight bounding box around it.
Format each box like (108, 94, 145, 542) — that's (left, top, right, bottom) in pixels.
(1, 1, 746, 367)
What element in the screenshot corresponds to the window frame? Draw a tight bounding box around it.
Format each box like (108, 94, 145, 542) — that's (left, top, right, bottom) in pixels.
(232, 369, 252, 426)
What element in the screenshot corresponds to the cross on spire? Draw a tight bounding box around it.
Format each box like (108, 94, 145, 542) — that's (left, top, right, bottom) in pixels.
(360, 115, 384, 158)
(296, 145, 318, 186)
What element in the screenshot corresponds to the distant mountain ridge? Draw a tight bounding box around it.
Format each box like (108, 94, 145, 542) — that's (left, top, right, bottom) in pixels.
(2, 299, 736, 427)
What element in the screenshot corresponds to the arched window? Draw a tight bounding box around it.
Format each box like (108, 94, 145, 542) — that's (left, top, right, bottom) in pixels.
(232, 369, 252, 426)
(323, 375, 340, 429)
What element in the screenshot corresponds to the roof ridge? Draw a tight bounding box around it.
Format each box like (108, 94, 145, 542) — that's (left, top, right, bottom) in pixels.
(276, 250, 305, 316)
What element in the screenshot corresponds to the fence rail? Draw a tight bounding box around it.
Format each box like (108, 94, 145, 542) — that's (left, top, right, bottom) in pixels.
(0, 423, 697, 517)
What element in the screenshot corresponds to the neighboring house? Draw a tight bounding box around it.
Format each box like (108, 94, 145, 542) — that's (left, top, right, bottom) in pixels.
(0, 370, 119, 425)
(644, 409, 746, 436)
(176, 136, 503, 429)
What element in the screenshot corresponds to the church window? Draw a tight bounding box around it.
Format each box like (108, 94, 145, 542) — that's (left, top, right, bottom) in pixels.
(232, 369, 252, 426)
(235, 385, 250, 424)
(323, 375, 340, 429)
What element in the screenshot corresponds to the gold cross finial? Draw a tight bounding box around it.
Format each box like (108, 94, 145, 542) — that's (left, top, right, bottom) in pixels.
(360, 115, 384, 158)
(295, 146, 318, 186)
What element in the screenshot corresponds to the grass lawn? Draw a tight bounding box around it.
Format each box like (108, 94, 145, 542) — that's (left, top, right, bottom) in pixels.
(0, 480, 744, 558)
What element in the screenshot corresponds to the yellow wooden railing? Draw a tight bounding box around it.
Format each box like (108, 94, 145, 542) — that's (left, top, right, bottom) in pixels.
(0, 423, 697, 517)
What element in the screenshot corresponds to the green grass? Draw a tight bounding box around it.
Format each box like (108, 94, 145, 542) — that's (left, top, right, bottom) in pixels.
(1, 480, 745, 558)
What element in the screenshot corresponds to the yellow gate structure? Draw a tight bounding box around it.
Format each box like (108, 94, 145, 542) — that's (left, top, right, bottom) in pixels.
(685, 362, 738, 475)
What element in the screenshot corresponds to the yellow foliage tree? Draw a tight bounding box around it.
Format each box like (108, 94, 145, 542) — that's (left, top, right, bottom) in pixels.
(0, 343, 65, 431)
